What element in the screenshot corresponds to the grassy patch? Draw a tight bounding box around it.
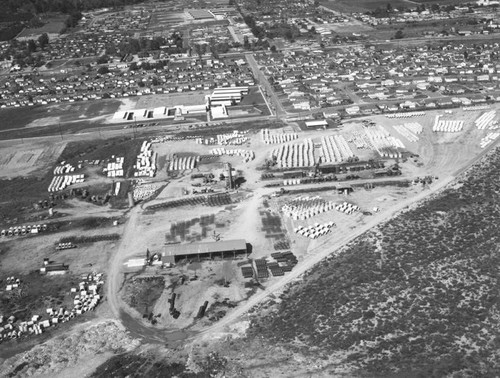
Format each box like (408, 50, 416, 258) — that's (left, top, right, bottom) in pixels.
(0, 272, 78, 322)
(60, 137, 144, 178)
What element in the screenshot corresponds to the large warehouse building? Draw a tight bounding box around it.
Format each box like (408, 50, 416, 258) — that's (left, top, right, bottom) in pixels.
(163, 239, 248, 263)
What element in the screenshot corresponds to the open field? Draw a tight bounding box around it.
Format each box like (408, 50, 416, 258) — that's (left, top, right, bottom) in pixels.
(0, 141, 65, 178)
(16, 14, 68, 38)
(134, 91, 209, 109)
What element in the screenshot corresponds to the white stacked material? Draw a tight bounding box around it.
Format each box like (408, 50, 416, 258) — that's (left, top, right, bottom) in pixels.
(463, 105, 489, 111)
(385, 112, 425, 118)
(432, 115, 464, 132)
(295, 221, 335, 239)
(320, 135, 354, 163)
(335, 201, 359, 214)
(48, 174, 85, 192)
(474, 111, 496, 130)
(53, 163, 76, 175)
(393, 122, 423, 142)
(480, 132, 500, 148)
(282, 196, 335, 220)
(364, 126, 404, 158)
(1, 224, 45, 237)
(195, 130, 250, 145)
(209, 148, 255, 163)
(5, 276, 20, 291)
(346, 132, 371, 149)
(0, 273, 103, 342)
(104, 156, 124, 178)
(124, 258, 146, 268)
(49, 162, 84, 192)
(283, 179, 302, 186)
(261, 128, 298, 144)
(167, 155, 199, 171)
(134, 141, 156, 177)
(133, 184, 159, 201)
(271, 139, 314, 168)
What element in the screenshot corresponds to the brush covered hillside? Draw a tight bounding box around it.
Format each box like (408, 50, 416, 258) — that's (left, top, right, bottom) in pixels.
(247, 149, 500, 377)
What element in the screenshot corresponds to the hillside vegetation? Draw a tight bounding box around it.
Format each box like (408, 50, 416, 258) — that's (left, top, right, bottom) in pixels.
(248, 148, 500, 377)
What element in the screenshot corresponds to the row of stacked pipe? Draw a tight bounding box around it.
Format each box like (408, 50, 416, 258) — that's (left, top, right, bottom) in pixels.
(195, 130, 249, 145)
(53, 163, 75, 175)
(480, 132, 500, 148)
(133, 183, 159, 202)
(104, 156, 124, 178)
(282, 196, 336, 220)
(209, 148, 255, 162)
(1, 224, 47, 237)
(0, 273, 103, 342)
(336, 202, 359, 214)
(270, 139, 314, 168)
(261, 128, 298, 144)
(134, 141, 157, 177)
(48, 174, 84, 192)
(433, 115, 464, 132)
(386, 112, 425, 118)
(347, 132, 371, 149)
(464, 105, 490, 111)
(364, 125, 405, 158)
(294, 222, 335, 239)
(474, 111, 498, 130)
(168, 155, 199, 171)
(49, 162, 84, 192)
(320, 135, 354, 163)
(393, 122, 423, 142)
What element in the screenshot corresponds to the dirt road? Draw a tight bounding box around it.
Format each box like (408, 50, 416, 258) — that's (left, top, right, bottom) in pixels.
(106, 207, 141, 319)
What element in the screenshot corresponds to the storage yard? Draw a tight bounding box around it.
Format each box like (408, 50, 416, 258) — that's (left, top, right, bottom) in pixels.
(1, 103, 499, 351)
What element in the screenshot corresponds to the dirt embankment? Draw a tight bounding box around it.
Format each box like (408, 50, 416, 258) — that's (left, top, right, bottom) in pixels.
(0, 319, 140, 378)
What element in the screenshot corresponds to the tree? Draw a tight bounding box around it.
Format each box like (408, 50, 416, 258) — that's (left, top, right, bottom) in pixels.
(97, 66, 109, 75)
(387, 3, 392, 12)
(270, 45, 277, 53)
(27, 39, 37, 53)
(394, 30, 404, 39)
(97, 55, 109, 64)
(38, 33, 49, 49)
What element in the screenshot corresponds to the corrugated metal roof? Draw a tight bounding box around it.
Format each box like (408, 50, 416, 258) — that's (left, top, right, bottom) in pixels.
(163, 239, 247, 256)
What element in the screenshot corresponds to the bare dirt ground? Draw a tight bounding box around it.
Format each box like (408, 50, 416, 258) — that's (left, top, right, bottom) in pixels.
(136, 91, 210, 109)
(0, 141, 66, 178)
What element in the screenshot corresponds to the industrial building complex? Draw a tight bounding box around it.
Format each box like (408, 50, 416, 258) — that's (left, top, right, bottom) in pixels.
(163, 239, 248, 263)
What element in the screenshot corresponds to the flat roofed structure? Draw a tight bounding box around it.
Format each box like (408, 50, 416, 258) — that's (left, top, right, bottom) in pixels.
(305, 120, 328, 128)
(163, 239, 248, 263)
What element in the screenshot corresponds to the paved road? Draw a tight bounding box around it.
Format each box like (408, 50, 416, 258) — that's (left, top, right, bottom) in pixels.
(245, 53, 287, 118)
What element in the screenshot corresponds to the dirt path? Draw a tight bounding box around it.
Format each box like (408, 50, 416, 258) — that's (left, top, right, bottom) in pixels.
(107, 207, 141, 319)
